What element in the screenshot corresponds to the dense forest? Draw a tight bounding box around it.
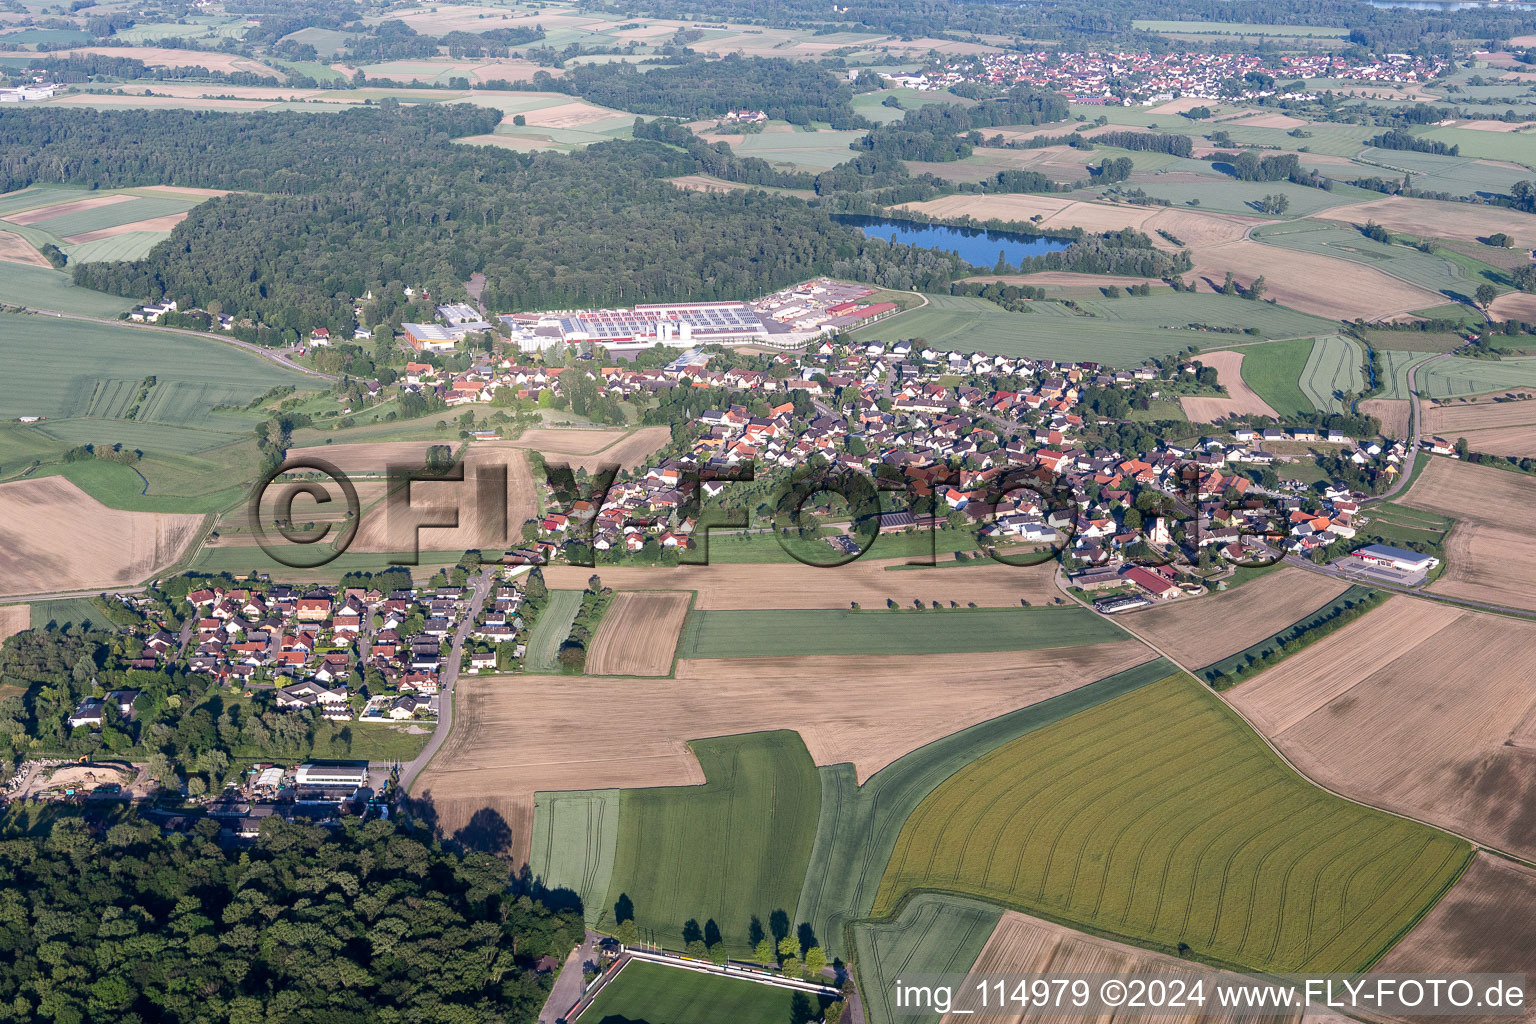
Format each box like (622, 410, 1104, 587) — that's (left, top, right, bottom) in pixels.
(0, 809, 584, 1023)
(0, 104, 968, 333)
(526, 54, 869, 127)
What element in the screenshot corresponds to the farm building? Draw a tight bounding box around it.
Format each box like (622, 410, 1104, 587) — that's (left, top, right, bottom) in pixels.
(1349, 544, 1439, 573)
(1123, 566, 1179, 600)
(294, 764, 368, 788)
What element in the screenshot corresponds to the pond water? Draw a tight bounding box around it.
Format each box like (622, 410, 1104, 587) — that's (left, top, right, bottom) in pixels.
(833, 214, 1073, 267)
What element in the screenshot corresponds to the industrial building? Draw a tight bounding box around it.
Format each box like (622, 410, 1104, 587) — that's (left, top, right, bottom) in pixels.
(1349, 544, 1439, 574)
(293, 763, 369, 788)
(499, 301, 770, 354)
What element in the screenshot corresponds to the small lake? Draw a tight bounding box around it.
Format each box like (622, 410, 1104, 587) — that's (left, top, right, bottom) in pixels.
(832, 215, 1073, 267)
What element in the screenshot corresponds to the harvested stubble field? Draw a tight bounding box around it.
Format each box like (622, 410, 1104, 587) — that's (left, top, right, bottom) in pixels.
(1124, 568, 1347, 669)
(414, 640, 1152, 862)
(1359, 398, 1412, 440)
(0, 230, 47, 267)
(941, 912, 1349, 1024)
(584, 590, 691, 676)
(541, 557, 1061, 609)
(1373, 854, 1536, 1020)
(873, 675, 1471, 973)
(1231, 597, 1536, 860)
(604, 731, 821, 953)
(1402, 457, 1536, 610)
(0, 477, 202, 597)
(1180, 350, 1278, 422)
(0, 604, 28, 643)
(1314, 195, 1536, 249)
(339, 449, 538, 554)
(1422, 395, 1536, 458)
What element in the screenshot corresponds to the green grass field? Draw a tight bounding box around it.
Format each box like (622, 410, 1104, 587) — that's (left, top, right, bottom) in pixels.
(717, 128, 867, 171)
(581, 959, 833, 1024)
(872, 676, 1471, 973)
(675, 606, 1121, 659)
(28, 596, 106, 630)
(1373, 352, 1536, 401)
(1299, 334, 1366, 414)
(796, 659, 1171, 957)
(529, 789, 619, 924)
(186, 544, 463, 584)
(0, 265, 135, 317)
(524, 589, 584, 673)
(63, 231, 167, 264)
(604, 731, 821, 954)
(1101, 178, 1375, 217)
(1416, 125, 1536, 169)
(852, 894, 1003, 1024)
(1356, 148, 1528, 200)
(850, 293, 1331, 367)
(1239, 337, 1316, 417)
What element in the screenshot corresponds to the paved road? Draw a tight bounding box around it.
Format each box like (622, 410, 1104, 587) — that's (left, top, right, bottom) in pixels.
(539, 930, 602, 1024)
(397, 565, 498, 795)
(19, 306, 337, 381)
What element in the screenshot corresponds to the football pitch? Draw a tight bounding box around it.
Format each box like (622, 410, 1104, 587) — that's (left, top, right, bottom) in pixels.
(580, 960, 833, 1024)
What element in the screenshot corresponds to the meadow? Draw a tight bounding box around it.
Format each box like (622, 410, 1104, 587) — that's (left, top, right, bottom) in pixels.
(795, 659, 1172, 957)
(521, 589, 584, 673)
(603, 731, 821, 954)
(675, 606, 1122, 659)
(1299, 334, 1367, 413)
(872, 676, 1471, 973)
(849, 293, 1330, 367)
(581, 960, 834, 1024)
(713, 127, 868, 171)
(1238, 337, 1316, 416)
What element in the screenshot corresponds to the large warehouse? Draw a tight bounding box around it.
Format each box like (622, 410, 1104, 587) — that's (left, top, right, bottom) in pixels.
(1349, 543, 1439, 573)
(500, 301, 769, 352)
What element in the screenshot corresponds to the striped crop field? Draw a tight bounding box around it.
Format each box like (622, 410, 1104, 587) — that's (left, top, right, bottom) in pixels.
(872, 676, 1471, 973)
(528, 789, 619, 926)
(523, 589, 584, 673)
(1299, 334, 1367, 413)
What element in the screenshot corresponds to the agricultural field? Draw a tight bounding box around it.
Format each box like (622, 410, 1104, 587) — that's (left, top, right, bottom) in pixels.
(1402, 457, 1536, 611)
(1193, 586, 1378, 687)
(1314, 196, 1536, 249)
(1415, 355, 1536, 400)
(873, 675, 1471, 972)
(0, 186, 213, 265)
(0, 604, 29, 644)
(0, 476, 202, 597)
(1356, 148, 1529, 201)
(343, 447, 539, 554)
(28, 596, 105, 631)
(707, 126, 867, 172)
(527, 788, 619, 925)
(585, 591, 691, 676)
(1239, 337, 1316, 417)
(797, 659, 1172, 958)
(1299, 334, 1367, 413)
(1132, 19, 1349, 37)
(414, 644, 1154, 865)
(581, 960, 834, 1024)
(523, 590, 585, 673)
(853, 895, 1004, 1024)
(847, 293, 1326, 367)
(538, 557, 1063, 610)
(0, 264, 135, 317)
(1181, 349, 1279, 422)
(1253, 220, 1499, 299)
(1231, 598, 1536, 860)
(1123, 568, 1348, 669)
(603, 731, 821, 953)
(675, 606, 1122, 659)
(1373, 854, 1536, 1022)
(1421, 393, 1536, 457)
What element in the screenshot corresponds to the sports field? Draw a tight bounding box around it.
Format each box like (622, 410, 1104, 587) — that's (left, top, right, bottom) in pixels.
(1239, 337, 1315, 417)
(523, 589, 584, 673)
(1299, 335, 1367, 414)
(796, 659, 1172, 957)
(872, 676, 1471, 972)
(603, 731, 821, 953)
(675, 606, 1122, 659)
(581, 959, 832, 1024)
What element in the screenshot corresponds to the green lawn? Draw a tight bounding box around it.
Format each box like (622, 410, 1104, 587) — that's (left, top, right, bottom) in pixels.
(604, 731, 821, 954)
(852, 894, 1003, 1024)
(676, 606, 1121, 659)
(796, 659, 1172, 957)
(1299, 334, 1367, 414)
(872, 676, 1470, 973)
(1239, 337, 1316, 417)
(524, 590, 584, 673)
(581, 959, 833, 1024)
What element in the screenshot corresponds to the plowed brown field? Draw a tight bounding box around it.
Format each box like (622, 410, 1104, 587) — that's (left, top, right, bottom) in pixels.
(1231, 597, 1536, 858)
(1180, 350, 1279, 421)
(584, 591, 691, 676)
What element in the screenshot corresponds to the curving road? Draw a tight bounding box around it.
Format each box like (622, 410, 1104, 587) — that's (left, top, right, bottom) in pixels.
(17, 306, 337, 381)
